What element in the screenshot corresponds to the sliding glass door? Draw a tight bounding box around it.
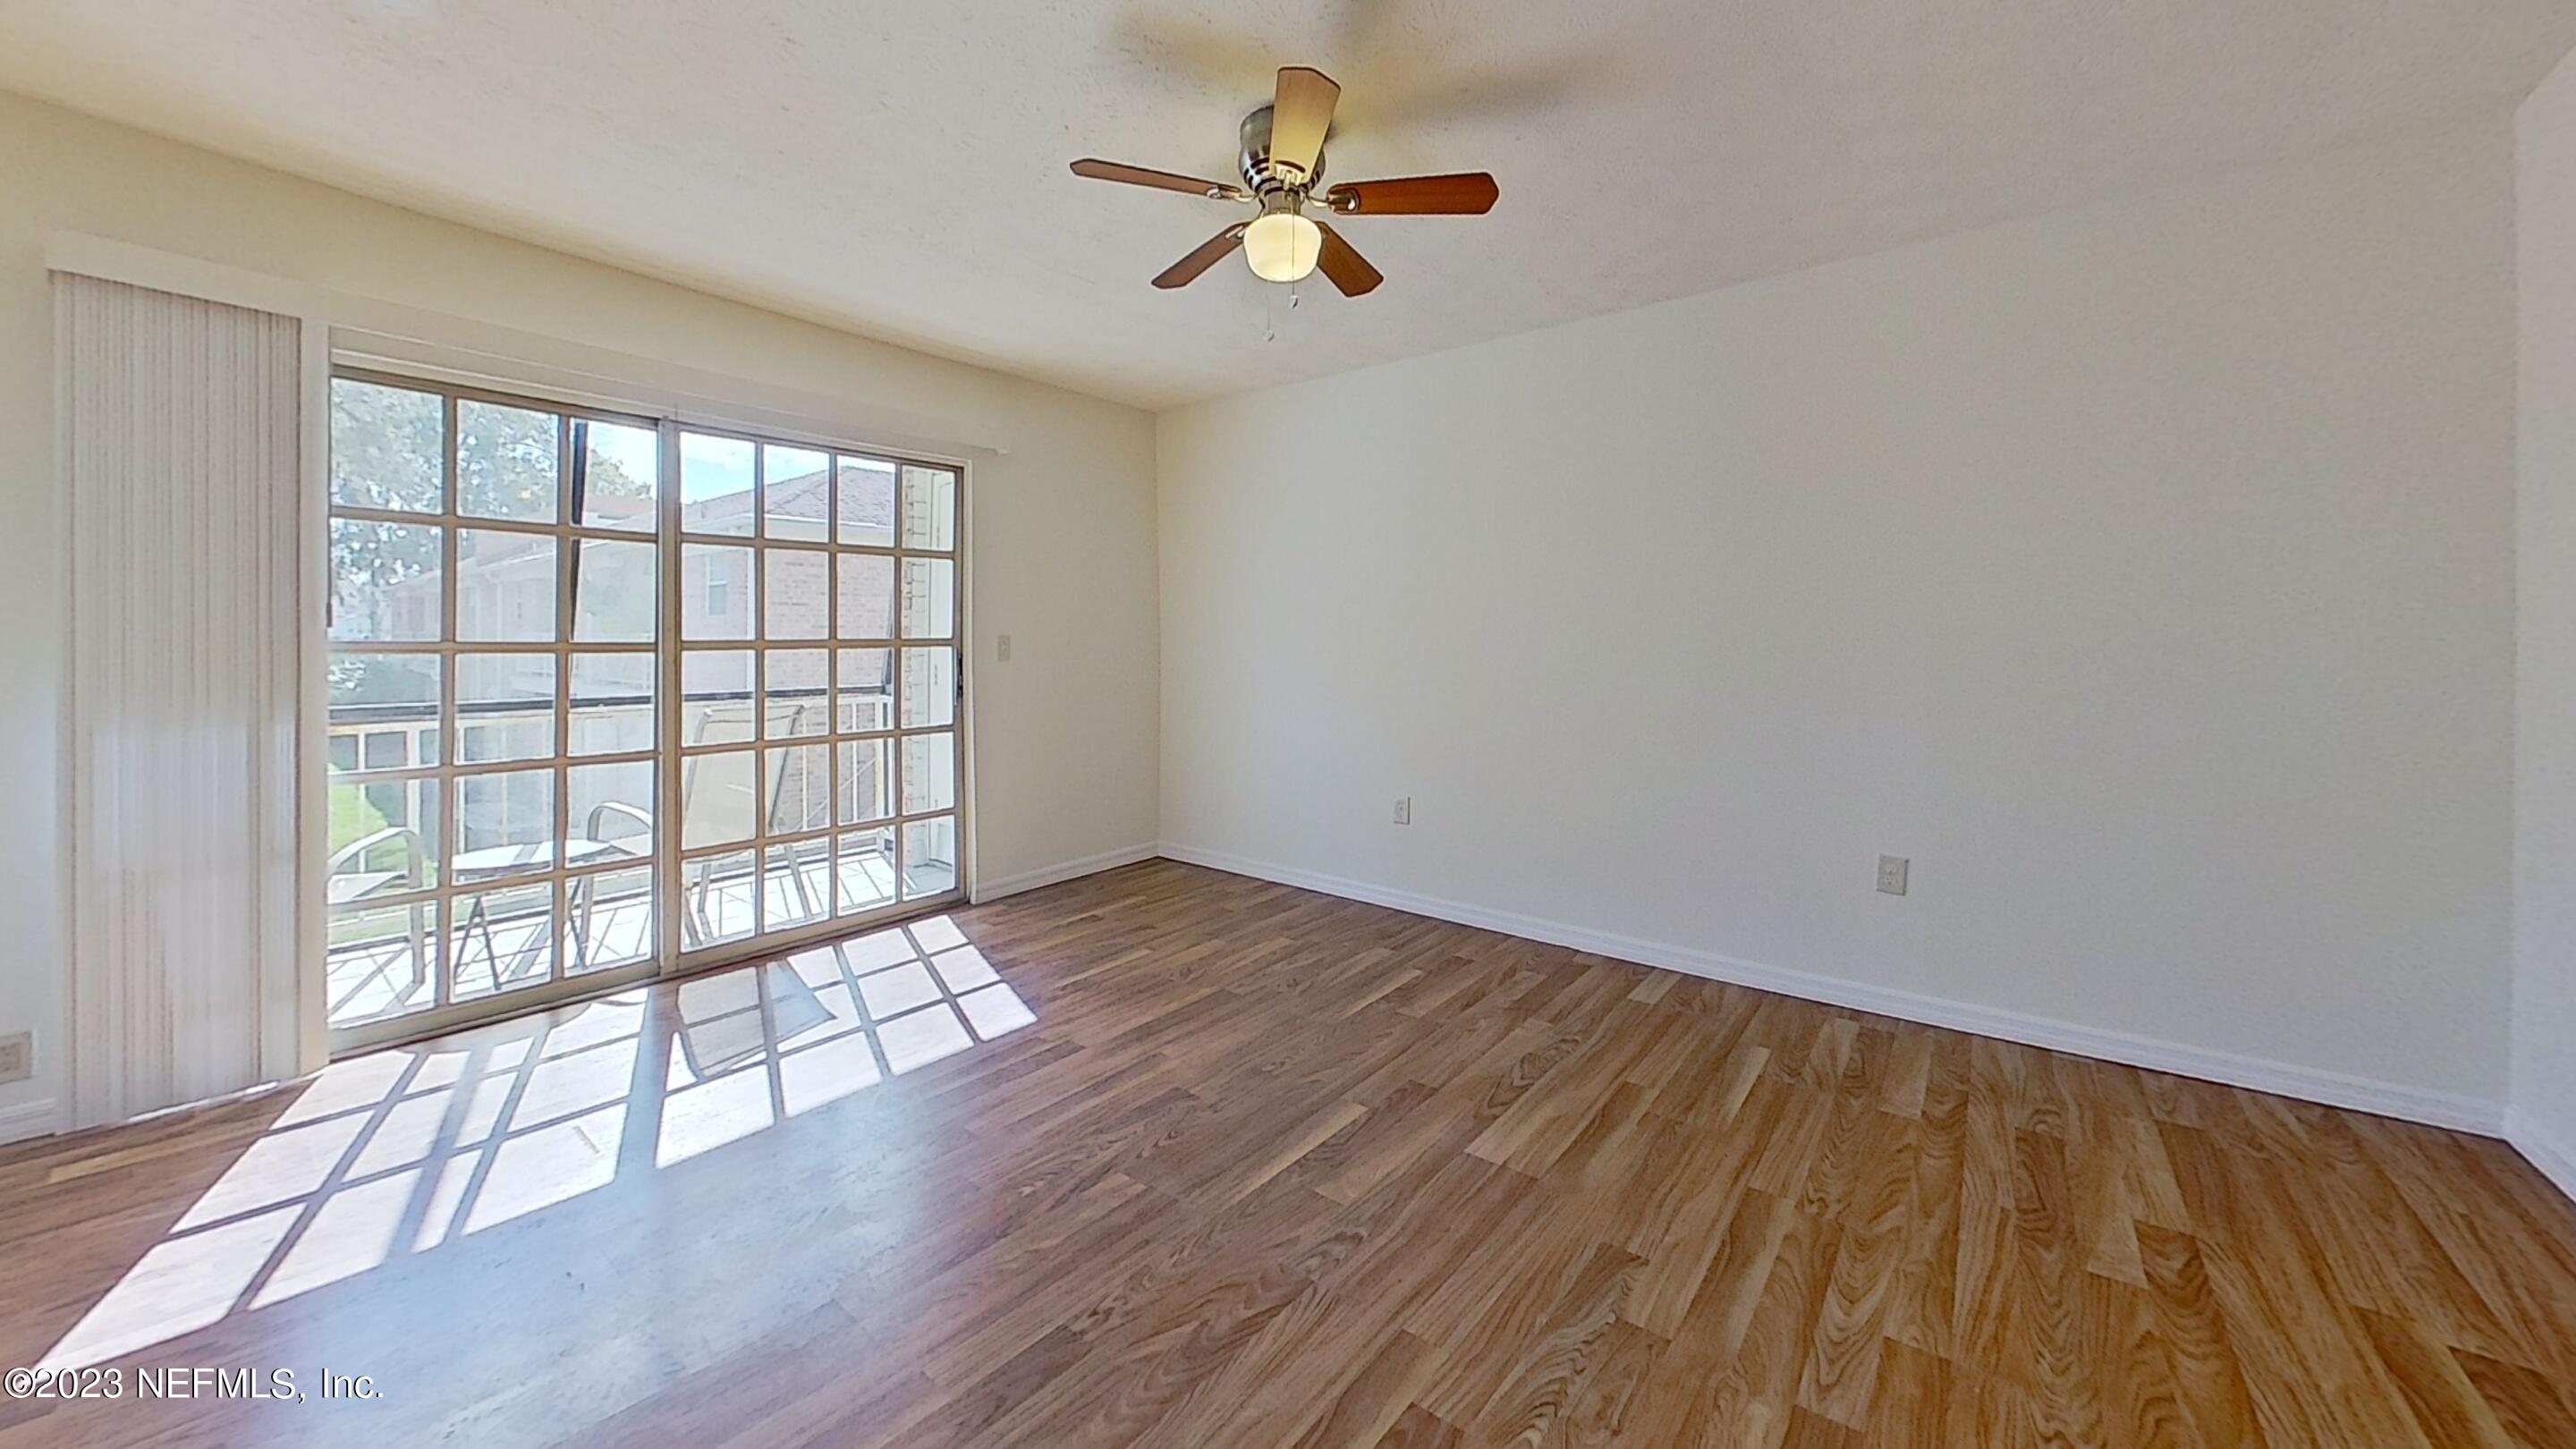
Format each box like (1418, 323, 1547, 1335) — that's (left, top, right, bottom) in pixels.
(667, 426, 964, 959)
(323, 370, 964, 1046)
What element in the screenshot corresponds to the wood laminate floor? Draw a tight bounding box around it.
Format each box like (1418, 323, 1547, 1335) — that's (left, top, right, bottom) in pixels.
(4, 860, 2574, 1448)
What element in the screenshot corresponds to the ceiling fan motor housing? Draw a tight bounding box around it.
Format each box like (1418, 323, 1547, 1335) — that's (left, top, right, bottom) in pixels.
(1239, 105, 1323, 196)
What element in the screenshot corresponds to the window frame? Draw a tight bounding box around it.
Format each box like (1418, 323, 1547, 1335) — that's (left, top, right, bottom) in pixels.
(665, 421, 968, 967)
(322, 366, 970, 1054)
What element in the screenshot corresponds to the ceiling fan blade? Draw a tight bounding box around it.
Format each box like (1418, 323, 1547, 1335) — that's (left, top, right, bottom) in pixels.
(1312, 219, 1383, 297)
(1269, 66, 1340, 180)
(1153, 223, 1251, 288)
(1324, 173, 1499, 215)
(1071, 158, 1250, 202)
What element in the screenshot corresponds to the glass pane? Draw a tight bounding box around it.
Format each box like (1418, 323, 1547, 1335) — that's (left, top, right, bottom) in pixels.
(683, 851, 757, 948)
(568, 760, 655, 862)
(331, 377, 443, 513)
(576, 418, 660, 532)
(767, 744, 831, 835)
(901, 557, 955, 640)
(901, 648, 954, 729)
(682, 544, 754, 640)
(901, 465, 956, 551)
(681, 650, 756, 746)
(457, 399, 559, 522)
(836, 648, 894, 733)
(328, 777, 439, 893)
(838, 738, 891, 825)
(328, 899, 439, 1028)
(454, 767, 555, 878)
(573, 537, 657, 643)
(902, 817, 958, 900)
(328, 518, 444, 643)
(835, 456, 896, 546)
(682, 749, 757, 850)
(456, 529, 558, 642)
(765, 549, 829, 640)
(902, 732, 955, 814)
(452, 881, 555, 1002)
(765, 445, 830, 541)
(456, 654, 555, 764)
(765, 840, 832, 933)
(680, 431, 756, 536)
(836, 829, 896, 916)
(360, 730, 410, 771)
(570, 653, 655, 757)
(327, 653, 440, 772)
(838, 555, 895, 640)
(767, 650, 828, 737)
(567, 867, 654, 974)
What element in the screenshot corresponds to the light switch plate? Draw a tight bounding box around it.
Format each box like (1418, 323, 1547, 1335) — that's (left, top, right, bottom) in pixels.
(1877, 855, 1910, 896)
(1393, 796, 1412, 826)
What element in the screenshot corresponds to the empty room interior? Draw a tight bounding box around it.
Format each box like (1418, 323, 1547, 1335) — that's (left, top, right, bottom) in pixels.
(8, 3, 2576, 1445)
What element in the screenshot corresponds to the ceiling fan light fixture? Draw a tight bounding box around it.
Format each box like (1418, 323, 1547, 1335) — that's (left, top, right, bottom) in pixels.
(1072, 64, 1496, 298)
(1243, 210, 1322, 283)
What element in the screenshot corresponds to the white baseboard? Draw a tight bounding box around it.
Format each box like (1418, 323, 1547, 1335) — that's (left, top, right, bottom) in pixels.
(973, 843, 1162, 904)
(2506, 1107, 2576, 1206)
(0, 1097, 62, 1147)
(1157, 843, 2505, 1137)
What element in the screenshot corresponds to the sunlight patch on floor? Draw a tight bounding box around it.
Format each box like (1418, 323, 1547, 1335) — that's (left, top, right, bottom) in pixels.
(38, 913, 1034, 1373)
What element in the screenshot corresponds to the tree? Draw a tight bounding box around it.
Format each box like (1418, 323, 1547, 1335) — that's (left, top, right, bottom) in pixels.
(329, 382, 656, 706)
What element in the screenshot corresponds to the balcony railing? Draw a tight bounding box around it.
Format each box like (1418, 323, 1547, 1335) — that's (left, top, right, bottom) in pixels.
(325, 689, 945, 1030)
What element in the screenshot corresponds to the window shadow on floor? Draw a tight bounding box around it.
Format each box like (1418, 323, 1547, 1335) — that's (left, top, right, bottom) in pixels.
(34, 914, 1037, 1375)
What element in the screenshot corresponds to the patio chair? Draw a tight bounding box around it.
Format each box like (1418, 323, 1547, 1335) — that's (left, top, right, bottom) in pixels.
(572, 697, 825, 953)
(326, 824, 428, 995)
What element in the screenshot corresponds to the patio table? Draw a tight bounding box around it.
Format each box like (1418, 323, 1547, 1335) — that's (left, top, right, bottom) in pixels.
(451, 838, 634, 984)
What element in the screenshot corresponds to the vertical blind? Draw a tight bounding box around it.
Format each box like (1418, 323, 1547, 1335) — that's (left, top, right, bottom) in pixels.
(58, 273, 304, 1127)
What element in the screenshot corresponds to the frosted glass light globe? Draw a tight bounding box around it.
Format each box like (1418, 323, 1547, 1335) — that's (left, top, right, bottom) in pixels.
(1243, 211, 1322, 283)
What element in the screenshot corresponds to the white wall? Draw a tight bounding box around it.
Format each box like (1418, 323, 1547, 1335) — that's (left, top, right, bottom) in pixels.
(0, 91, 1160, 1135)
(2512, 47, 2576, 1190)
(1160, 118, 2518, 1116)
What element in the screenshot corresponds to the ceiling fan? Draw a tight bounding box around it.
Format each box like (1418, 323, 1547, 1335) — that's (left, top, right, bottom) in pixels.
(1071, 65, 1498, 297)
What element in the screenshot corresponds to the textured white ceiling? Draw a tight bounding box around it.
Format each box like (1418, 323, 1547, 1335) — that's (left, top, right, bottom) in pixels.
(1, 1, 2569, 408)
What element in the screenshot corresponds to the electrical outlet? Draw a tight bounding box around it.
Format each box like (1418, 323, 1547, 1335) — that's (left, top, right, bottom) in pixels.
(1877, 855, 1910, 896)
(0, 1031, 30, 1085)
(1392, 796, 1411, 826)
(996, 633, 1012, 662)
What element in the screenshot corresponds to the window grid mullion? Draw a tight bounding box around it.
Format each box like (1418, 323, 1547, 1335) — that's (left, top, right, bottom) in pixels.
(656, 419, 685, 968)
(331, 372, 964, 1038)
(826, 458, 842, 919)
(750, 438, 769, 936)
(551, 411, 575, 988)
(434, 390, 461, 1010)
